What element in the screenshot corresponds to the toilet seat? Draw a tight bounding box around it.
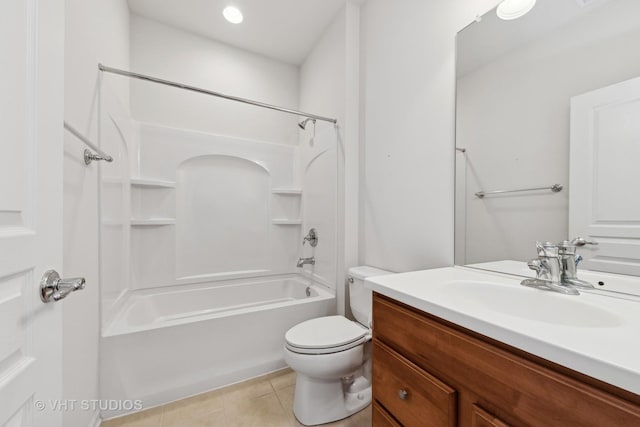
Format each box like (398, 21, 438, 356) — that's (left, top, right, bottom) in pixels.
(285, 315, 370, 355)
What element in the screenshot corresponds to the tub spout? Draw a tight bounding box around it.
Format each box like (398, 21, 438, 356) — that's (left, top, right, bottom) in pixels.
(297, 257, 315, 268)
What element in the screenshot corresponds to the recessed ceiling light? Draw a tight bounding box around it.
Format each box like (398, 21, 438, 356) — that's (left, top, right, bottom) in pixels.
(497, 0, 537, 20)
(223, 6, 243, 24)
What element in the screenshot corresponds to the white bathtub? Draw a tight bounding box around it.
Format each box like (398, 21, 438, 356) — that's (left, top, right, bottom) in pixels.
(100, 274, 335, 418)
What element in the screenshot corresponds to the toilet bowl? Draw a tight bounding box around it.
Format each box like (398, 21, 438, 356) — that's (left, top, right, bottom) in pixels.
(283, 266, 390, 426)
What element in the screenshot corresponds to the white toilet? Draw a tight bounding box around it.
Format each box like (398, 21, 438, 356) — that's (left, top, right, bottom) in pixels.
(283, 266, 390, 426)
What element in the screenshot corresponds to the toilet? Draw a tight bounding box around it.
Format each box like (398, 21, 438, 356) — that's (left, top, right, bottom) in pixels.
(283, 266, 391, 426)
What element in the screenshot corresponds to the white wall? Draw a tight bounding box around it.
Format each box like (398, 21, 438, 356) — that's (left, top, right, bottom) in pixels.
(457, 1, 640, 264)
(359, 0, 500, 273)
(63, 0, 130, 426)
(130, 15, 300, 145)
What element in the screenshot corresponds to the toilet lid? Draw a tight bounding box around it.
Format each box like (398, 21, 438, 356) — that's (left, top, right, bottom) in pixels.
(285, 316, 369, 352)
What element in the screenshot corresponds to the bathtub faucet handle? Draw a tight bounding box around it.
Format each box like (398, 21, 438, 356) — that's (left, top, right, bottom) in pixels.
(302, 228, 318, 247)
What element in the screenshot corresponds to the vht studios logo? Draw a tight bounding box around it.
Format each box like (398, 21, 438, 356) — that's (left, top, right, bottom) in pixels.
(34, 399, 143, 411)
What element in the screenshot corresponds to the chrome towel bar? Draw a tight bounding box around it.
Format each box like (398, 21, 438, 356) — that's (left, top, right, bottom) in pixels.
(475, 184, 563, 199)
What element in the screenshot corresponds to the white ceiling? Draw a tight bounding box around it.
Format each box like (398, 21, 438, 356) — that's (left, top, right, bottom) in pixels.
(127, 0, 361, 65)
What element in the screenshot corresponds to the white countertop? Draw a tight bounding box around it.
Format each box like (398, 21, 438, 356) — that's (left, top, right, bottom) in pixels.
(365, 266, 640, 395)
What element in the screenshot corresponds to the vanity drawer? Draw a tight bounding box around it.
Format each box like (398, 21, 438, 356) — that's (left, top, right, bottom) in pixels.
(471, 405, 510, 427)
(373, 340, 457, 427)
(373, 293, 640, 427)
(372, 402, 401, 427)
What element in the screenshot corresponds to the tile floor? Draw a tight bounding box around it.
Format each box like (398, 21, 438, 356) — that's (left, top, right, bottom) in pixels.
(100, 369, 371, 427)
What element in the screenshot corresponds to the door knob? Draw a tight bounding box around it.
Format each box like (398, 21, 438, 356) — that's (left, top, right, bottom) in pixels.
(40, 270, 86, 303)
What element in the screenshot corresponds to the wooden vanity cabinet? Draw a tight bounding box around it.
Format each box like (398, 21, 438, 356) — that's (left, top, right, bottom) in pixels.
(373, 402, 402, 427)
(371, 293, 640, 427)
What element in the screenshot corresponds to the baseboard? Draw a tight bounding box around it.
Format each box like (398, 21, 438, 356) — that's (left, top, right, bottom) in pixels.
(89, 411, 101, 427)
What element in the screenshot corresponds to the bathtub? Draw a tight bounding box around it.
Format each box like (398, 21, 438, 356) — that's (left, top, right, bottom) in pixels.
(100, 274, 335, 418)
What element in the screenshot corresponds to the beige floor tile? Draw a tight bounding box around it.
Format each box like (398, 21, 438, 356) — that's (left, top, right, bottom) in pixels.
(163, 389, 225, 417)
(224, 393, 290, 427)
(100, 407, 163, 427)
(100, 373, 367, 427)
(352, 405, 371, 427)
(274, 384, 298, 426)
(286, 412, 363, 427)
(222, 378, 274, 406)
(274, 384, 295, 412)
(324, 417, 361, 427)
(269, 371, 296, 391)
(162, 407, 227, 427)
(161, 389, 226, 426)
(274, 385, 368, 427)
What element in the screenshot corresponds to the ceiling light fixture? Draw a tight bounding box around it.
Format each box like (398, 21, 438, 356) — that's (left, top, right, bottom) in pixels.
(496, 0, 537, 20)
(223, 6, 243, 24)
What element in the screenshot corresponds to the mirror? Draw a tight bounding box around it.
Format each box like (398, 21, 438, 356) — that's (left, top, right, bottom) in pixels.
(455, 0, 640, 277)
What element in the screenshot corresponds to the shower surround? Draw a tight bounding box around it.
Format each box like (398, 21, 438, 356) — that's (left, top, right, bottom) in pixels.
(98, 83, 339, 417)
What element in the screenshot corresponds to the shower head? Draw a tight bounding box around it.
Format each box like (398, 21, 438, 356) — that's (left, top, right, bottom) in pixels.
(298, 118, 316, 130)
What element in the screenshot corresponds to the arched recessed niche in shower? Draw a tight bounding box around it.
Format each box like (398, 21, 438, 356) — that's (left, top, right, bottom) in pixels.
(176, 155, 271, 279)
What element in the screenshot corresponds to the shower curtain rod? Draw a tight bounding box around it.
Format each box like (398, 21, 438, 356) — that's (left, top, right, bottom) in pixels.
(98, 64, 338, 124)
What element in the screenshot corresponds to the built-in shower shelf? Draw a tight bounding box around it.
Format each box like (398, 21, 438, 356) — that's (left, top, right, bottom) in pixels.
(131, 177, 176, 188)
(102, 177, 126, 186)
(131, 218, 176, 226)
(101, 219, 124, 227)
(272, 188, 302, 195)
(272, 219, 302, 225)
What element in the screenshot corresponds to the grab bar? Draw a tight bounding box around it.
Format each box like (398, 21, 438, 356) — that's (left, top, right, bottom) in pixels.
(475, 184, 563, 199)
(63, 121, 113, 165)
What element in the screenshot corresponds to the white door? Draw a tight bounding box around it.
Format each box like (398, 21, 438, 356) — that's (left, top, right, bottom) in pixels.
(0, 0, 65, 426)
(570, 76, 640, 276)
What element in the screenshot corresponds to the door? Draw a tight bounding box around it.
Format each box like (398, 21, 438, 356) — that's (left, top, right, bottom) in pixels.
(570, 76, 640, 275)
(0, 0, 64, 426)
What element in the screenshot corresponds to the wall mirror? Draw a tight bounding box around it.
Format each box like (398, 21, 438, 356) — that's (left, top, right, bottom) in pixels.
(455, 0, 640, 278)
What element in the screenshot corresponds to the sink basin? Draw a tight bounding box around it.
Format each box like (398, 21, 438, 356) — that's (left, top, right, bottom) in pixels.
(434, 281, 622, 328)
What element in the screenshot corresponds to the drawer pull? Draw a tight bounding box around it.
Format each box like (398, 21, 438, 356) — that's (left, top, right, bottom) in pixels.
(397, 389, 409, 400)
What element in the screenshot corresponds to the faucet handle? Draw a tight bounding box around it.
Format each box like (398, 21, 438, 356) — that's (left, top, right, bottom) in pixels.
(570, 237, 598, 247)
(302, 228, 318, 247)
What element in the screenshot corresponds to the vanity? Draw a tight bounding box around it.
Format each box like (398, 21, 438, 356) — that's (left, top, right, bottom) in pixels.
(367, 267, 640, 427)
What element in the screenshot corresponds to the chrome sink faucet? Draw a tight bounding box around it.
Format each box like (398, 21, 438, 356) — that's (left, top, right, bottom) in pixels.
(521, 237, 598, 295)
(297, 257, 315, 268)
(557, 237, 598, 289)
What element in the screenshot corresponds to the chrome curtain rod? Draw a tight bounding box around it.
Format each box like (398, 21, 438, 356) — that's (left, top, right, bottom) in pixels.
(63, 121, 113, 165)
(475, 184, 563, 199)
(98, 64, 338, 124)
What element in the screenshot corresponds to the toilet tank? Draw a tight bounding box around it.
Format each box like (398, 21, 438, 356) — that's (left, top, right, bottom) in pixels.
(348, 266, 392, 326)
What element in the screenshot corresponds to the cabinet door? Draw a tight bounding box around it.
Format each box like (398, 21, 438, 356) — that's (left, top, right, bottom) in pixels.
(373, 341, 457, 427)
(373, 402, 401, 427)
(472, 405, 510, 427)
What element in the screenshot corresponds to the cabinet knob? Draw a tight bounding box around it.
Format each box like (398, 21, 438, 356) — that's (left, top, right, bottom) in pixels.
(397, 389, 409, 400)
